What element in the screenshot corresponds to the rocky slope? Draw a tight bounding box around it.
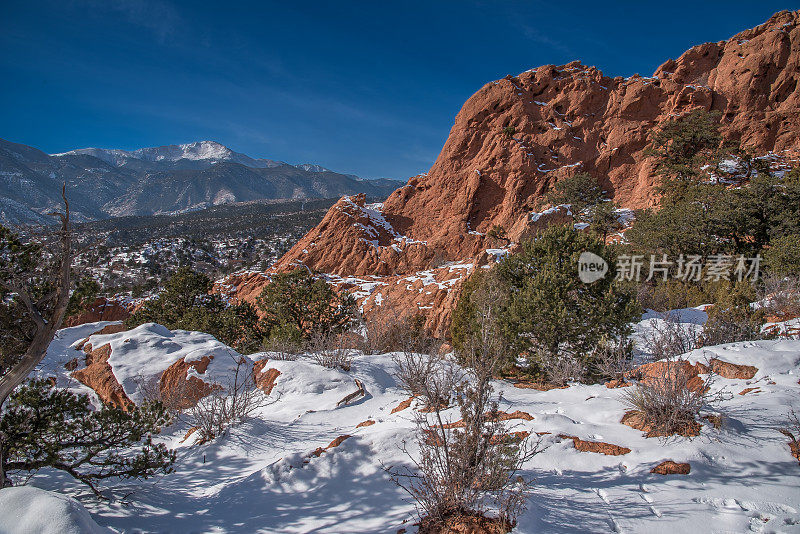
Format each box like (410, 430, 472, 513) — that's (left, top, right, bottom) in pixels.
(0, 139, 402, 225)
(232, 10, 800, 334)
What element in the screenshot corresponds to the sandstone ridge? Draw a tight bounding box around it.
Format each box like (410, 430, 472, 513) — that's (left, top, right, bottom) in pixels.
(229, 11, 800, 334)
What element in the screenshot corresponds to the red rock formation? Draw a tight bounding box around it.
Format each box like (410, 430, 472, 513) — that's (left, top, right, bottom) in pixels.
(621, 410, 702, 438)
(651, 461, 691, 475)
(232, 11, 800, 336)
(627, 360, 708, 393)
(493, 410, 534, 422)
(309, 435, 352, 458)
(558, 435, 631, 456)
(356, 419, 376, 428)
(74, 323, 128, 351)
(159, 356, 222, 410)
(277, 11, 800, 274)
(252, 360, 282, 394)
(72, 344, 133, 409)
(418, 510, 512, 534)
(739, 387, 761, 396)
(391, 397, 414, 414)
(63, 298, 133, 327)
(705, 358, 758, 379)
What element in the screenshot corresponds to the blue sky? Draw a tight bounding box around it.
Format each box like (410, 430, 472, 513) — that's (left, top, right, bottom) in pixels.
(0, 1, 793, 179)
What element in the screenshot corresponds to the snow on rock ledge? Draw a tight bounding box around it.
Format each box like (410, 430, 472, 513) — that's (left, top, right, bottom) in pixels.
(69, 323, 250, 407)
(252, 358, 362, 414)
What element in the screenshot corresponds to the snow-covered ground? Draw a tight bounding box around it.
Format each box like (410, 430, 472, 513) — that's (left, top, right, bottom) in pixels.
(4, 317, 800, 533)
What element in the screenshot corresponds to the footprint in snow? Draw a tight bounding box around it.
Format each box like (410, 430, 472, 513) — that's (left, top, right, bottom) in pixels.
(649, 506, 662, 518)
(607, 516, 624, 533)
(637, 483, 662, 517)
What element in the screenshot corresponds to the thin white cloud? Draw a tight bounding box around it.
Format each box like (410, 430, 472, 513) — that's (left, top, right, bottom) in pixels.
(77, 0, 180, 42)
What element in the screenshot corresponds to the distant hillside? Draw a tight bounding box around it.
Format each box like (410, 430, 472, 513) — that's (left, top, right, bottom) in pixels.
(0, 139, 404, 225)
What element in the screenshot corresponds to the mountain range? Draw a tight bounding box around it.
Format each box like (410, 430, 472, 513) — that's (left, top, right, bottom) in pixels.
(0, 139, 403, 225)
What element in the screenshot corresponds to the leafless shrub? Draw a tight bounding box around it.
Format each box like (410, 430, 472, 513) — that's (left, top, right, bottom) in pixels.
(307, 329, 354, 371)
(636, 282, 668, 312)
(699, 307, 764, 347)
(132, 372, 203, 416)
(532, 351, 585, 386)
(455, 270, 509, 372)
(622, 354, 725, 437)
(361, 313, 440, 355)
(387, 327, 541, 529)
(133, 373, 173, 413)
(758, 275, 800, 320)
(591, 336, 635, 382)
(187, 353, 273, 443)
(392, 351, 461, 410)
(261, 336, 300, 361)
(640, 311, 699, 360)
(778, 409, 800, 462)
(393, 351, 438, 397)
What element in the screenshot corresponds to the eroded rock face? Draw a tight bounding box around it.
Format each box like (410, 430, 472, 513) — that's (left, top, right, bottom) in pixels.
(278, 11, 800, 274)
(253, 361, 282, 395)
(233, 11, 800, 336)
(63, 298, 133, 328)
(72, 344, 133, 410)
(159, 356, 221, 410)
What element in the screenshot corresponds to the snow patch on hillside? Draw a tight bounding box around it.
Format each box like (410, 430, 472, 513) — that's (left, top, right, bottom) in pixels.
(10, 316, 800, 533)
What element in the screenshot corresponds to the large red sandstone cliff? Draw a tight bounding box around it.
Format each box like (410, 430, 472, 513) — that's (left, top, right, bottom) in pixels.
(226, 11, 800, 335)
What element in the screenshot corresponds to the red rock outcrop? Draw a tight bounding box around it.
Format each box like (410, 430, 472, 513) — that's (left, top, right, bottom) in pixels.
(277, 11, 800, 274)
(63, 298, 134, 327)
(621, 409, 702, 438)
(705, 358, 758, 379)
(233, 11, 800, 336)
(72, 343, 133, 410)
(159, 356, 222, 409)
(253, 360, 282, 394)
(558, 435, 631, 456)
(627, 360, 709, 393)
(739, 387, 761, 396)
(651, 461, 691, 475)
(309, 435, 351, 458)
(391, 397, 414, 414)
(74, 323, 128, 351)
(418, 510, 512, 534)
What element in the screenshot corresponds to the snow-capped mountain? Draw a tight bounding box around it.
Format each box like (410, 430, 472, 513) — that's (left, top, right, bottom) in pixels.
(0, 138, 403, 225)
(54, 141, 286, 170)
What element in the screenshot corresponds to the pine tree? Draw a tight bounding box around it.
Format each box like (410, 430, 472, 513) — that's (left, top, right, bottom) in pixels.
(452, 226, 640, 382)
(0, 190, 72, 487)
(647, 109, 723, 184)
(547, 172, 603, 214)
(65, 277, 100, 319)
(256, 268, 356, 342)
(126, 267, 263, 352)
(1, 380, 175, 497)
